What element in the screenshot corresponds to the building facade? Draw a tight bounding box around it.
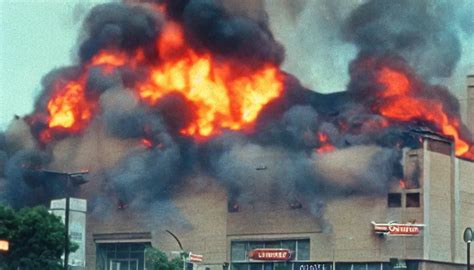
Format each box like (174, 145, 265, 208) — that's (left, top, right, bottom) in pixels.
(81, 76, 474, 270)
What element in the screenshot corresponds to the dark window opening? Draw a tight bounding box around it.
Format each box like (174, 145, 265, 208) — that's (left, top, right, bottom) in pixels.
(388, 193, 402, 208)
(289, 200, 302, 209)
(96, 242, 149, 270)
(228, 201, 240, 213)
(406, 193, 420, 208)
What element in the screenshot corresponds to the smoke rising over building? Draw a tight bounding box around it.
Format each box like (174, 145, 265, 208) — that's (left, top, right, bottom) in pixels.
(1, 0, 474, 269)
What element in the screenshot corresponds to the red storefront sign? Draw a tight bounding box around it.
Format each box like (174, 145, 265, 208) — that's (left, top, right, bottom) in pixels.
(372, 221, 425, 236)
(248, 248, 292, 261)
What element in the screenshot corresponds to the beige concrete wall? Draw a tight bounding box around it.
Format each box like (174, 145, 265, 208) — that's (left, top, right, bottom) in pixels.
(84, 177, 229, 270)
(421, 261, 465, 270)
(84, 138, 474, 269)
(422, 141, 454, 262)
(85, 205, 148, 269)
(226, 198, 322, 236)
(167, 178, 228, 266)
(455, 158, 474, 265)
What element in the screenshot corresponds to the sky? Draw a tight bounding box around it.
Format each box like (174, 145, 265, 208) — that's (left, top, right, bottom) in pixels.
(0, 0, 107, 129)
(1, 0, 473, 130)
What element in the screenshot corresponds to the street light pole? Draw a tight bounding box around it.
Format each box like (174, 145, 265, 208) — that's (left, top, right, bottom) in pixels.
(64, 185, 70, 270)
(165, 230, 186, 270)
(43, 170, 88, 270)
(469, 243, 471, 270)
(464, 227, 473, 270)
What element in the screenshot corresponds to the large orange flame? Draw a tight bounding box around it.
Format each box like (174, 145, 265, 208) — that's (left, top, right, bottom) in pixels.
(376, 67, 471, 157)
(137, 23, 284, 138)
(38, 50, 131, 143)
(36, 22, 284, 143)
(37, 75, 95, 143)
(47, 79, 91, 130)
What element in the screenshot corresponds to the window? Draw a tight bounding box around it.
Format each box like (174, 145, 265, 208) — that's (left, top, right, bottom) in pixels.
(387, 193, 401, 208)
(96, 243, 149, 270)
(406, 193, 420, 207)
(295, 262, 332, 270)
(232, 242, 247, 261)
(230, 239, 316, 270)
(296, 241, 309, 261)
(228, 201, 240, 212)
(335, 263, 390, 270)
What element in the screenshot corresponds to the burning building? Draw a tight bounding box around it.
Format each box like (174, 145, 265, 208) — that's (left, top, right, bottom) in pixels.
(1, 0, 474, 269)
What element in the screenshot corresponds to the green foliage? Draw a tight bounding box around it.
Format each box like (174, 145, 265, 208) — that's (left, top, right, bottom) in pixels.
(0, 204, 78, 269)
(145, 247, 184, 270)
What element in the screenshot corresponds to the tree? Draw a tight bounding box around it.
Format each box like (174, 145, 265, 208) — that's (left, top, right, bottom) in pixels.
(0, 205, 77, 269)
(145, 246, 184, 270)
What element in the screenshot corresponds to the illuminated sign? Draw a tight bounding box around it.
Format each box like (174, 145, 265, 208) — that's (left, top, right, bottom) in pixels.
(0, 240, 9, 252)
(372, 221, 425, 236)
(248, 248, 292, 261)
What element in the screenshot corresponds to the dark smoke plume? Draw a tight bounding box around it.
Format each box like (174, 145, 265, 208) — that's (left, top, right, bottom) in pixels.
(108, 131, 181, 206)
(1, 150, 52, 208)
(343, 0, 462, 78)
(79, 2, 162, 62)
(182, 0, 284, 67)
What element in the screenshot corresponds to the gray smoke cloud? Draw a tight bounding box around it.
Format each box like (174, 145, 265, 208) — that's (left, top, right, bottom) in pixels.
(313, 145, 400, 195)
(266, 0, 473, 93)
(107, 130, 181, 206)
(2, 150, 52, 208)
(343, 0, 465, 79)
(206, 138, 320, 213)
(205, 137, 400, 231)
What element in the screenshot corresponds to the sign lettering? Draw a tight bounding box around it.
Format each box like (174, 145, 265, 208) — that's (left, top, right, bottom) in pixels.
(371, 221, 425, 236)
(298, 263, 332, 270)
(248, 249, 292, 261)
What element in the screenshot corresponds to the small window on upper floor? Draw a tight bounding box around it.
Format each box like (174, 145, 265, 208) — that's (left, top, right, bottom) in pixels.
(388, 193, 402, 208)
(228, 201, 240, 213)
(406, 193, 421, 207)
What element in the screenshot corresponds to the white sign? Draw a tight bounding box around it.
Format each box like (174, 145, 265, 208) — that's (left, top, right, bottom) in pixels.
(50, 198, 87, 268)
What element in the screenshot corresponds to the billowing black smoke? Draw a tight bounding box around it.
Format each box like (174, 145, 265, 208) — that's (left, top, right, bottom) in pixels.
(1, 150, 52, 208)
(79, 3, 162, 63)
(182, 0, 284, 67)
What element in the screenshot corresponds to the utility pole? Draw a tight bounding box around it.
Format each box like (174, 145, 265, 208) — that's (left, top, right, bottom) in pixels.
(43, 170, 88, 270)
(64, 181, 70, 270)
